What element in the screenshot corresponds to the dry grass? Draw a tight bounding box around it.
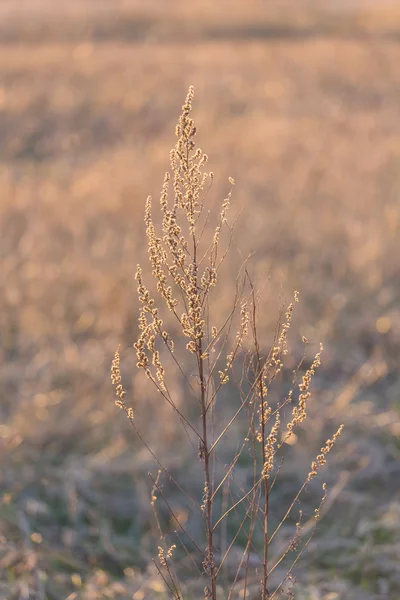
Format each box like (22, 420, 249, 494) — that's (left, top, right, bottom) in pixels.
(1, 1, 400, 599)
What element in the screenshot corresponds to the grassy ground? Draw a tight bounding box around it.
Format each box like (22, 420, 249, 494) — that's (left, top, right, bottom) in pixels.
(1, 1, 400, 598)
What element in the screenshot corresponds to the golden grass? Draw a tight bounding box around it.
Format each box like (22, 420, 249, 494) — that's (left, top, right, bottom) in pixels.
(1, 2, 400, 599)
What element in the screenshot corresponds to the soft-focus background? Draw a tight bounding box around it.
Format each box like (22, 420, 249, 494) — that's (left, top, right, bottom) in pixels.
(1, 1, 400, 598)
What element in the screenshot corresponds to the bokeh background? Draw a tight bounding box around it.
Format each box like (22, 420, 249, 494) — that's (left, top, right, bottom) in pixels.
(1, 1, 400, 598)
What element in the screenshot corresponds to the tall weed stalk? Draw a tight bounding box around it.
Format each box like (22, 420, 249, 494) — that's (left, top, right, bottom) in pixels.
(112, 87, 343, 599)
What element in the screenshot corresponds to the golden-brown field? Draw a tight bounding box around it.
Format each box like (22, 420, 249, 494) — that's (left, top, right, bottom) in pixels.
(1, 1, 400, 598)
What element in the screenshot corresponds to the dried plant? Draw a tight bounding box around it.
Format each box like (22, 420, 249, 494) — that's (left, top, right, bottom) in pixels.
(112, 87, 343, 600)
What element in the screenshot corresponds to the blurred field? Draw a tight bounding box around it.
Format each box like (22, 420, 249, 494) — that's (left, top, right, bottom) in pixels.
(1, 1, 400, 598)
